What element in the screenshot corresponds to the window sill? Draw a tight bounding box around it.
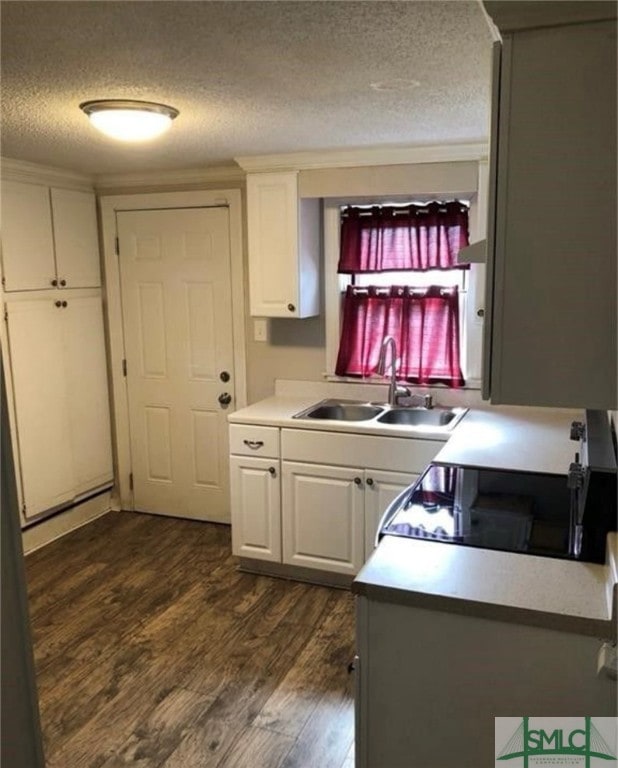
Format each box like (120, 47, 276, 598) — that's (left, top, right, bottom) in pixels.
(322, 373, 482, 391)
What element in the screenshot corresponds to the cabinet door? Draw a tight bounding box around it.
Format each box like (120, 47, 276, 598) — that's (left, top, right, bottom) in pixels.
(364, 470, 418, 560)
(486, 22, 617, 408)
(246, 172, 319, 318)
(61, 296, 113, 496)
(1, 181, 55, 291)
(51, 189, 101, 288)
(230, 455, 281, 562)
(5, 299, 75, 517)
(282, 461, 364, 575)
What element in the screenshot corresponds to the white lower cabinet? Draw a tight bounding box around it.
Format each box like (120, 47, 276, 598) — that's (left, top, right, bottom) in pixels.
(282, 461, 365, 575)
(281, 463, 418, 574)
(230, 422, 441, 577)
(230, 455, 281, 562)
(363, 469, 418, 558)
(229, 424, 281, 562)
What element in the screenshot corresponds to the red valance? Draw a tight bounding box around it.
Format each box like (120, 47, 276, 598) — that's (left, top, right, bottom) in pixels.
(338, 201, 469, 273)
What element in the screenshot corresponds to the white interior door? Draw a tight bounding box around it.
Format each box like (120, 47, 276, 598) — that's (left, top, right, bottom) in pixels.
(117, 206, 235, 522)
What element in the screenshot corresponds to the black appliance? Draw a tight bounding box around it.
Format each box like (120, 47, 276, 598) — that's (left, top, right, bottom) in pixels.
(378, 410, 617, 564)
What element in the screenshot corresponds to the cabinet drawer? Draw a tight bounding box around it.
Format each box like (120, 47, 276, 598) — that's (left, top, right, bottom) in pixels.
(230, 424, 280, 457)
(281, 428, 442, 474)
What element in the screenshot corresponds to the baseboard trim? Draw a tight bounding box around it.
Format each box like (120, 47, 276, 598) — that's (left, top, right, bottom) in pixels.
(22, 492, 112, 554)
(238, 557, 354, 589)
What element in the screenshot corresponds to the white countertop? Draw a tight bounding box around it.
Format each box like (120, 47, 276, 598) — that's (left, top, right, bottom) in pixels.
(230, 395, 584, 470)
(433, 405, 583, 474)
(354, 535, 616, 638)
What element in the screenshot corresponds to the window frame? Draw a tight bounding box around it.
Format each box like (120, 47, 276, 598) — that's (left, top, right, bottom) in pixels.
(324, 194, 485, 388)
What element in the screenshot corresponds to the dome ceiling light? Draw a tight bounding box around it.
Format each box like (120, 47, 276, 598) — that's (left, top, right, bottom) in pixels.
(79, 99, 179, 142)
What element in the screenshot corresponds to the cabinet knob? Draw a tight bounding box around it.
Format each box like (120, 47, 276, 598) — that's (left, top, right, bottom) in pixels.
(287, 303, 296, 313)
(60, 279, 67, 287)
(51, 278, 58, 287)
(62, 301, 68, 308)
(55, 300, 62, 308)
(366, 478, 374, 486)
(220, 370, 230, 383)
(268, 466, 276, 476)
(476, 308, 485, 318)
(354, 477, 362, 485)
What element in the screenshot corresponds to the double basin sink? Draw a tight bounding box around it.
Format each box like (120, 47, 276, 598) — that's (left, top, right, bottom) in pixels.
(292, 398, 468, 431)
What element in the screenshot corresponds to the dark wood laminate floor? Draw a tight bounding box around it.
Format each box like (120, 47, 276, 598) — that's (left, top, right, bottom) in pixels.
(25, 512, 356, 768)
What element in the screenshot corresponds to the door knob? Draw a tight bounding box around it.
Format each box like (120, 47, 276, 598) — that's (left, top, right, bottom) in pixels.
(218, 392, 232, 406)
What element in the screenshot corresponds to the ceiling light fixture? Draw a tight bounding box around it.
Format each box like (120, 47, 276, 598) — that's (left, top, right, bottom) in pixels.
(79, 99, 179, 142)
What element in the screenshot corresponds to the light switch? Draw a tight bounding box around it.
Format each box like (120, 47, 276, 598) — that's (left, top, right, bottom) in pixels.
(253, 318, 269, 342)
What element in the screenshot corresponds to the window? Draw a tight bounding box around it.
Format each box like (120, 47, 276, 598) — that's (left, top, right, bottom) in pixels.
(325, 198, 484, 388)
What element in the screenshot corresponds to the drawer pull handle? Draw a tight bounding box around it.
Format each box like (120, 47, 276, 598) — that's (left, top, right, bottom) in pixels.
(243, 440, 264, 450)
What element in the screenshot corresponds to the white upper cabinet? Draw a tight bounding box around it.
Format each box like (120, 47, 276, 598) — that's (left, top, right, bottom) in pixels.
(246, 171, 320, 318)
(1, 181, 101, 291)
(1, 181, 56, 291)
(51, 188, 101, 288)
(483, 21, 616, 409)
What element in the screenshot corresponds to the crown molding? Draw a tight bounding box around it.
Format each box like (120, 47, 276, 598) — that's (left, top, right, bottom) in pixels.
(94, 164, 245, 191)
(0, 157, 95, 189)
(235, 142, 489, 173)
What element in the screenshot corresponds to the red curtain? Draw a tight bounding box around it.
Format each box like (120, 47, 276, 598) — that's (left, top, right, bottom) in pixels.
(334, 285, 464, 386)
(338, 202, 469, 273)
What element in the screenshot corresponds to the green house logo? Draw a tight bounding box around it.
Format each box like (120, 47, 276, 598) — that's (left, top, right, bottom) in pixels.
(497, 717, 616, 766)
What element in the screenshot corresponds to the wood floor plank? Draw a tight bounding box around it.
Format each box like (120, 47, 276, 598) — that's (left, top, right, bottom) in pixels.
(253, 613, 355, 738)
(96, 687, 214, 768)
(158, 715, 245, 768)
(26, 511, 357, 768)
(216, 725, 296, 768)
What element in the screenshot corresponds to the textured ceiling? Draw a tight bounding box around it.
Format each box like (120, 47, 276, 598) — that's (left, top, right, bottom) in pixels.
(0, 1, 494, 176)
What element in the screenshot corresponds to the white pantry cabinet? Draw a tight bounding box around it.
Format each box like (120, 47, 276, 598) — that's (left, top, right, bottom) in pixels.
(229, 424, 281, 562)
(5, 293, 113, 520)
(483, 21, 616, 408)
(246, 171, 320, 318)
(1, 181, 101, 291)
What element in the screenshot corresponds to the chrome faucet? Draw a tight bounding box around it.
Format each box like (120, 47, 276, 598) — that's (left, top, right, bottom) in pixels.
(377, 336, 410, 406)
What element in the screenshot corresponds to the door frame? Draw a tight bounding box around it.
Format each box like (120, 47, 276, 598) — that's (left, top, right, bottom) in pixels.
(99, 190, 247, 511)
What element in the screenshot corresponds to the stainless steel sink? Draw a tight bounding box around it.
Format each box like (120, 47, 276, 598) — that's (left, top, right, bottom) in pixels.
(292, 399, 468, 430)
(377, 406, 466, 428)
(292, 399, 384, 422)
